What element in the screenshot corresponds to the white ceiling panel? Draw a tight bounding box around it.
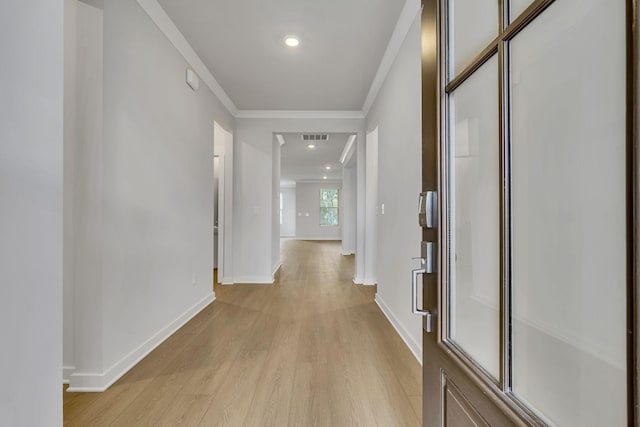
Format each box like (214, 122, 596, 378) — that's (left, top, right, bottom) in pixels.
(156, 0, 406, 110)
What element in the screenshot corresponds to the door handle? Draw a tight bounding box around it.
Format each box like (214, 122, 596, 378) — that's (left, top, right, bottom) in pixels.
(412, 267, 433, 333)
(412, 241, 436, 332)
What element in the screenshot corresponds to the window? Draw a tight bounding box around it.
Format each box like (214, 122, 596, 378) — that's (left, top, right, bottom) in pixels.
(319, 189, 339, 226)
(279, 192, 283, 225)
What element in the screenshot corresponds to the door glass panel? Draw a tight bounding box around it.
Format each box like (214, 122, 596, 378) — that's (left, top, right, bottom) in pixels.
(510, 0, 534, 23)
(448, 56, 500, 380)
(511, 0, 627, 425)
(450, 0, 499, 77)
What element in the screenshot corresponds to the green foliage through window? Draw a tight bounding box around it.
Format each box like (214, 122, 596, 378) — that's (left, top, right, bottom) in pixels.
(320, 189, 339, 226)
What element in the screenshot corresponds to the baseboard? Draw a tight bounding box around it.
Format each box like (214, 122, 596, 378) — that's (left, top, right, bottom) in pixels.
(221, 277, 234, 285)
(285, 237, 342, 241)
(341, 251, 355, 256)
(375, 293, 422, 364)
(272, 262, 282, 280)
(233, 276, 274, 284)
(67, 292, 216, 392)
(62, 365, 76, 384)
(353, 276, 364, 285)
(362, 278, 377, 286)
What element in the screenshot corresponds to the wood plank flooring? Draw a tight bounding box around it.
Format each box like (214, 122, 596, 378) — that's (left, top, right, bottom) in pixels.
(64, 240, 422, 426)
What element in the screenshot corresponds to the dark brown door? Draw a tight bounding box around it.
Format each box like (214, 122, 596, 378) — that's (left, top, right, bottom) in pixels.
(419, 0, 637, 425)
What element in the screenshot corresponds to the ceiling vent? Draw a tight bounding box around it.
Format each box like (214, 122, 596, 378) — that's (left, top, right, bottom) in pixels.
(301, 134, 329, 142)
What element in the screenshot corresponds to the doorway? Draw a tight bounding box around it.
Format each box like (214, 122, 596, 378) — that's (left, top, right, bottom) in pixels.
(213, 155, 221, 286)
(213, 121, 233, 286)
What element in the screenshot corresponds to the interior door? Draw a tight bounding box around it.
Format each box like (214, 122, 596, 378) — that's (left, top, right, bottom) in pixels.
(418, 0, 637, 425)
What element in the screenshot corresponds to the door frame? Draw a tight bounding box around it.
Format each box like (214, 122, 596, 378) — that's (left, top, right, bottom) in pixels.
(215, 154, 225, 281)
(213, 121, 234, 285)
(422, 0, 639, 424)
(630, 0, 638, 422)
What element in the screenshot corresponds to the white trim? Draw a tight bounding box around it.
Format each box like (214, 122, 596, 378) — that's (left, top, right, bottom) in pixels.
(285, 237, 342, 241)
(339, 134, 357, 165)
(79, 0, 104, 9)
(133, 0, 420, 120)
(295, 179, 342, 185)
(275, 134, 286, 146)
(375, 293, 422, 364)
(233, 276, 275, 284)
(62, 365, 76, 384)
(353, 276, 364, 285)
(235, 110, 365, 119)
(66, 293, 216, 392)
(341, 251, 355, 256)
(361, 0, 421, 115)
(362, 279, 377, 286)
(135, 0, 238, 116)
(216, 153, 225, 278)
(272, 262, 282, 279)
(221, 277, 234, 285)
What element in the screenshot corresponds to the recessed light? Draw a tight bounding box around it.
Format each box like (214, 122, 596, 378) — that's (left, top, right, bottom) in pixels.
(284, 36, 300, 47)
(307, 144, 316, 149)
(323, 176, 328, 180)
(325, 166, 331, 170)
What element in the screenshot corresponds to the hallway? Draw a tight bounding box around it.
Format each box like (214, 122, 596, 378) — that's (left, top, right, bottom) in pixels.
(63, 240, 422, 426)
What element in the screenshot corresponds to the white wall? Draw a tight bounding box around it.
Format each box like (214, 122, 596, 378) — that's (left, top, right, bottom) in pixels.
(234, 117, 364, 283)
(65, 0, 105, 383)
(213, 156, 220, 268)
(271, 138, 281, 275)
(354, 134, 367, 283)
(341, 165, 357, 255)
(67, 0, 236, 390)
(280, 186, 296, 237)
(63, 0, 79, 382)
(0, 1, 64, 425)
(365, 13, 423, 360)
(364, 128, 379, 285)
(295, 182, 343, 240)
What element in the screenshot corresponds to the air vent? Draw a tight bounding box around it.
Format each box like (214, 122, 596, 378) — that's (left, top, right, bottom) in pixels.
(301, 134, 329, 142)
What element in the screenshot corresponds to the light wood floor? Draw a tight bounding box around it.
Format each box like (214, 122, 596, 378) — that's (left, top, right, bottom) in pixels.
(64, 240, 422, 426)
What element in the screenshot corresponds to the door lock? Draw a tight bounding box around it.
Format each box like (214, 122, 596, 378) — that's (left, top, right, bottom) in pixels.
(412, 242, 436, 332)
(418, 191, 437, 228)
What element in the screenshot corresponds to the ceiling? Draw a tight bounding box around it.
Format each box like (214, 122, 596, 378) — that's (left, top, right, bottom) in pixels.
(279, 133, 351, 184)
(156, 0, 406, 111)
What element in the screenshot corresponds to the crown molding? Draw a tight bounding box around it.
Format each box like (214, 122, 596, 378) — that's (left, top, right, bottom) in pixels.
(136, 0, 238, 116)
(361, 0, 421, 116)
(235, 110, 365, 120)
(136, 0, 418, 121)
(79, 0, 104, 9)
(296, 179, 342, 184)
(339, 134, 357, 165)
